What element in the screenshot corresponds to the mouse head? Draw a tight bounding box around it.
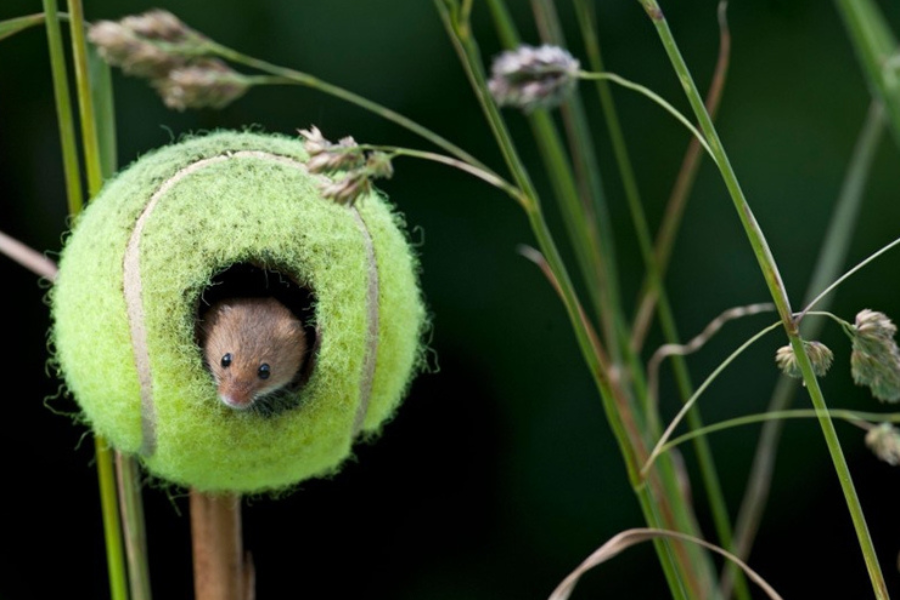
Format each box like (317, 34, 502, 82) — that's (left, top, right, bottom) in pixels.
(202, 297, 306, 410)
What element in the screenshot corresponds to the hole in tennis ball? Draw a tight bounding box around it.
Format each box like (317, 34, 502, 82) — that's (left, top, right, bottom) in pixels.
(196, 262, 319, 416)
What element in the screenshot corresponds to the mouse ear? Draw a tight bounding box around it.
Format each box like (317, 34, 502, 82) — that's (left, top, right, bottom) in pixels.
(50, 130, 428, 494)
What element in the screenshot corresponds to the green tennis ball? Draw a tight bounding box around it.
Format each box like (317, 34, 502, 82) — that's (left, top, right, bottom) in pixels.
(51, 130, 427, 493)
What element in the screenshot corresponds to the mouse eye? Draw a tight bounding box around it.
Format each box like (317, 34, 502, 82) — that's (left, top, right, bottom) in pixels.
(221, 353, 233, 368)
(258, 364, 270, 380)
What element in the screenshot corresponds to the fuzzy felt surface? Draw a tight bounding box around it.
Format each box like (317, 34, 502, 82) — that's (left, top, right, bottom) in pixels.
(51, 131, 426, 493)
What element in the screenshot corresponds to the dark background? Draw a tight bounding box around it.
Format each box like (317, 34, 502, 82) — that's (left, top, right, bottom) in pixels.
(2, 0, 899, 597)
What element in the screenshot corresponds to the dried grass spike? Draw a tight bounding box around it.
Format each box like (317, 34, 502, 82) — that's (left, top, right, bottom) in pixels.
(851, 309, 900, 402)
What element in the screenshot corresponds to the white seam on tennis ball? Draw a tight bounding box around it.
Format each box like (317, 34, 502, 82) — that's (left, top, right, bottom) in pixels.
(350, 207, 379, 436)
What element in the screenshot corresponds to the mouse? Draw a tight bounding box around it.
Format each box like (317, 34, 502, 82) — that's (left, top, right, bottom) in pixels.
(199, 296, 307, 411)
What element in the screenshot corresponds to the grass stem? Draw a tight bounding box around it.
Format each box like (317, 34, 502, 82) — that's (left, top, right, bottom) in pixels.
(726, 100, 888, 596)
(639, 2, 889, 595)
(66, 3, 131, 597)
(210, 43, 493, 178)
(42, 0, 83, 216)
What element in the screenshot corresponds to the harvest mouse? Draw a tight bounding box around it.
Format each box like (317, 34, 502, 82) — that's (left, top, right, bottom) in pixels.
(200, 297, 307, 411)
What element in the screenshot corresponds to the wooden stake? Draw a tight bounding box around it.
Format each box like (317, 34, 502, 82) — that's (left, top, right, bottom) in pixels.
(190, 490, 254, 600)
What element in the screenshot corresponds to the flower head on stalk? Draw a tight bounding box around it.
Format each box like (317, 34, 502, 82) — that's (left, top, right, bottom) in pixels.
(850, 309, 900, 403)
(488, 45, 580, 112)
(89, 10, 254, 111)
(865, 422, 900, 466)
(153, 60, 249, 111)
(299, 126, 394, 207)
(775, 341, 833, 379)
(88, 10, 208, 79)
(301, 126, 366, 173)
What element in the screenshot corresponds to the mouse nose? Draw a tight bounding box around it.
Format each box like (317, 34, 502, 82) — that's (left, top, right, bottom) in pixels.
(218, 380, 255, 410)
(220, 391, 254, 410)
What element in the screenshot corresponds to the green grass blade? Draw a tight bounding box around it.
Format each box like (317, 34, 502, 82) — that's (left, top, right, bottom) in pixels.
(89, 45, 117, 180)
(67, 3, 129, 599)
(42, 1, 83, 215)
(0, 13, 45, 41)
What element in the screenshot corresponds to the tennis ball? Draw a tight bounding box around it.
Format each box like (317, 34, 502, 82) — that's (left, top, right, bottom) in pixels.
(51, 130, 427, 493)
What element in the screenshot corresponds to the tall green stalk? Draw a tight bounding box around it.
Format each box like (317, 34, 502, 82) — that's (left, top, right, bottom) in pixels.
(42, 0, 82, 216)
(65, 2, 133, 598)
(67, 0, 102, 194)
(727, 101, 887, 595)
(638, 1, 889, 596)
(524, 0, 625, 363)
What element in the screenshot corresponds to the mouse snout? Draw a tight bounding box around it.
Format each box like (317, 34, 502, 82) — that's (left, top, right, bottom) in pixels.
(218, 380, 256, 410)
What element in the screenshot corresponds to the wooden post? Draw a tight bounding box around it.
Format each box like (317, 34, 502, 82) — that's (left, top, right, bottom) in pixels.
(190, 491, 254, 600)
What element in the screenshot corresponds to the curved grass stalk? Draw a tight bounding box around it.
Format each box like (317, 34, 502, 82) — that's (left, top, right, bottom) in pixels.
(0, 13, 47, 41)
(359, 145, 525, 206)
(648, 302, 775, 405)
(663, 409, 900, 454)
(797, 234, 900, 323)
(642, 321, 783, 477)
(461, 1, 730, 594)
(578, 71, 714, 159)
(207, 43, 497, 182)
(549, 527, 784, 600)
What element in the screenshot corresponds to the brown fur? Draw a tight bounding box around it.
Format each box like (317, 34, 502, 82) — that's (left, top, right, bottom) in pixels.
(200, 297, 306, 409)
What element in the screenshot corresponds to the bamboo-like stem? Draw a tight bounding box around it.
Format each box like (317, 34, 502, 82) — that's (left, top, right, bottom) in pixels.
(782, 336, 888, 596)
(48, 3, 129, 599)
(639, 1, 889, 596)
(190, 491, 250, 600)
(67, 0, 102, 195)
